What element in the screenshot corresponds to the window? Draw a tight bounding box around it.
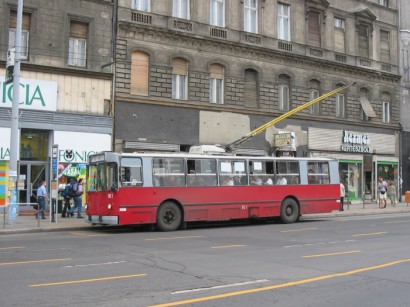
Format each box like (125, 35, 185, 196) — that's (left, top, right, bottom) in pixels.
(334, 18, 345, 53)
(360, 88, 373, 121)
(379, 0, 388, 7)
(68, 21, 88, 67)
(244, 69, 258, 108)
(172, 58, 188, 100)
(307, 162, 329, 184)
(357, 24, 369, 58)
(278, 74, 290, 111)
(187, 159, 217, 186)
(9, 11, 31, 60)
(307, 10, 321, 47)
(219, 160, 247, 186)
(277, 3, 290, 41)
(382, 101, 390, 123)
(210, 0, 224, 27)
(173, 0, 190, 19)
(309, 80, 320, 115)
(244, 0, 258, 33)
(132, 0, 150, 11)
(210, 64, 224, 104)
(153, 158, 185, 187)
(249, 160, 274, 185)
(380, 30, 390, 63)
(120, 158, 142, 186)
(276, 161, 300, 185)
(131, 51, 149, 96)
(336, 93, 345, 118)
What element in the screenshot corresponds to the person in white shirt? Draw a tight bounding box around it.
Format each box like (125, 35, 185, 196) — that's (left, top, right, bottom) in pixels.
(276, 175, 287, 185)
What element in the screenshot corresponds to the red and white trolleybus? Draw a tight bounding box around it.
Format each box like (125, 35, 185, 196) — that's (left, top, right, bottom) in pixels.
(85, 151, 340, 231)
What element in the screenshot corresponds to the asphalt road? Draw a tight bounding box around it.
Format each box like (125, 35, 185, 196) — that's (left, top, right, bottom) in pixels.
(1, 213, 410, 307)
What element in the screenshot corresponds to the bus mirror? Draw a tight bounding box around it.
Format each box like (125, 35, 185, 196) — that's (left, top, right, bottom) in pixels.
(111, 183, 118, 191)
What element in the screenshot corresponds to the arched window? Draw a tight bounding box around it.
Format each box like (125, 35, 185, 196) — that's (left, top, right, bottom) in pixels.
(335, 83, 345, 118)
(131, 51, 149, 96)
(172, 58, 188, 100)
(278, 74, 290, 111)
(381, 92, 391, 123)
(210, 64, 224, 104)
(309, 79, 320, 115)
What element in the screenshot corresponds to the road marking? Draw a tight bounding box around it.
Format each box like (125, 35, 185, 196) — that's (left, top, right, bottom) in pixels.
(352, 232, 387, 237)
(280, 228, 318, 233)
(173, 280, 270, 294)
(63, 261, 126, 268)
(145, 236, 204, 241)
(69, 232, 106, 237)
(0, 258, 71, 266)
(303, 250, 361, 258)
(0, 246, 25, 250)
(147, 259, 410, 307)
(29, 273, 147, 287)
(384, 220, 409, 224)
(211, 245, 246, 249)
(283, 239, 357, 248)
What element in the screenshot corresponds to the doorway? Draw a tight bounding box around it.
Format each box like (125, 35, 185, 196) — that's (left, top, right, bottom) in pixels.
(18, 162, 49, 204)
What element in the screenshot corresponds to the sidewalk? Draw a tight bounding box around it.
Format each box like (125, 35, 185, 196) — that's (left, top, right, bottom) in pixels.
(1, 202, 410, 235)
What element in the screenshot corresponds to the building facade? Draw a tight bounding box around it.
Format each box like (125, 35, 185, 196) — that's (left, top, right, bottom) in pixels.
(399, 0, 410, 196)
(0, 0, 113, 207)
(114, 0, 401, 202)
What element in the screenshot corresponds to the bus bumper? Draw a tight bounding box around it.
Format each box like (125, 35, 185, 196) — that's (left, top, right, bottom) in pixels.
(87, 215, 119, 225)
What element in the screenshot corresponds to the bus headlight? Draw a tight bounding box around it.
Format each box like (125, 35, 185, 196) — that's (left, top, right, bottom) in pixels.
(107, 203, 112, 210)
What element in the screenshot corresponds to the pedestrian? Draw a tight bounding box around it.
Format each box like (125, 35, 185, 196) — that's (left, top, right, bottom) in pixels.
(69, 178, 84, 218)
(340, 181, 346, 211)
(378, 177, 387, 208)
(59, 183, 72, 218)
(387, 181, 396, 206)
(35, 180, 49, 219)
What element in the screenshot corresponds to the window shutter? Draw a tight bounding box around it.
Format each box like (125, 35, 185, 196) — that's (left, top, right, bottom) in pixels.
(334, 28, 345, 53)
(210, 64, 224, 79)
(380, 30, 390, 63)
(70, 21, 88, 39)
(10, 12, 31, 30)
(172, 58, 188, 75)
(131, 52, 149, 96)
(244, 70, 258, 108)
(358, 25, 369, 58)
(308, 11, 321, 47)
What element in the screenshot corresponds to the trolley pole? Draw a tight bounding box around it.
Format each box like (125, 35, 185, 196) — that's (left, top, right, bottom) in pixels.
(8, 0, 24, 222)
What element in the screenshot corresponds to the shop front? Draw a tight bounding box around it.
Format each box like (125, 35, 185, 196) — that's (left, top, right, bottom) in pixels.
(308, 127, 399, 202)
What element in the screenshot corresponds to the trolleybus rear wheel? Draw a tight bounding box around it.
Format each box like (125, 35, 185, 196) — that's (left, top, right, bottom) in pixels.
(156, 201, 182, 231)
(280, 198, 299, 224)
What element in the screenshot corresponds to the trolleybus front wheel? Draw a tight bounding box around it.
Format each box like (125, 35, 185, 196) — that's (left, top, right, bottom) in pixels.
(280, 198, 299, 224)
(156, 201, 182, 231)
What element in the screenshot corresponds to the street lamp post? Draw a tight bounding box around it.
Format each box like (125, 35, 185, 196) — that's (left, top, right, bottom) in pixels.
(8, 0, 24, 222)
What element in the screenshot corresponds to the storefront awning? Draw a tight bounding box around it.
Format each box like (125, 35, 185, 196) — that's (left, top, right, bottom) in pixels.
(360, 96, 377, 118)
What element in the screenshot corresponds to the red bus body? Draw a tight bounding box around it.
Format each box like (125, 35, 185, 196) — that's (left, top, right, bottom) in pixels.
(87, 184, 339, 226)
(86, 152, 340, 230)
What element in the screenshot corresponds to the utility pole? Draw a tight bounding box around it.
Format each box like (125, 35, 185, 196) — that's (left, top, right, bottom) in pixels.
(8, 0, 24, 222)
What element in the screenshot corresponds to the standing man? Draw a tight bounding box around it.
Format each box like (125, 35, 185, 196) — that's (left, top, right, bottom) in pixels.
(340, 181, 346, 211)
(378, 177, 387, 209)
(69, 178, 84, 218)
(35, 180, 49, 219)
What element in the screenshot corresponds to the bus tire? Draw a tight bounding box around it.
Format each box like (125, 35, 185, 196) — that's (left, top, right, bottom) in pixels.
(280, 198, 299, 224)
(156, 201, 182, 232)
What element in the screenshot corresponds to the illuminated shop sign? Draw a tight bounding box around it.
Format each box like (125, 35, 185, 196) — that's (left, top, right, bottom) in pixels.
(0, 76, 57, 112)
(341, 131, 371, 153)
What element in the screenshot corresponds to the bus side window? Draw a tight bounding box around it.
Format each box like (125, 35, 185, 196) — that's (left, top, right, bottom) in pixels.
(121, 158, 143, 187)
(187, 159, 217, 186)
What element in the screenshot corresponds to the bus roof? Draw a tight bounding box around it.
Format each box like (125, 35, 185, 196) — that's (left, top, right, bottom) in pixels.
(89, 151, 337, 162)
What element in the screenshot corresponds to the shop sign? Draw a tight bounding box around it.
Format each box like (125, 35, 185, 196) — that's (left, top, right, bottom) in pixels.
(0, 76, 57, 112)
(341, 131, 371, 153)
(59, 150, 98, 163)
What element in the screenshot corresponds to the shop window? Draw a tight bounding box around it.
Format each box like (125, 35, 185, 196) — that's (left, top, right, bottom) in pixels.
(20, 130, 49, 161)
(339, 161, 363, 200)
